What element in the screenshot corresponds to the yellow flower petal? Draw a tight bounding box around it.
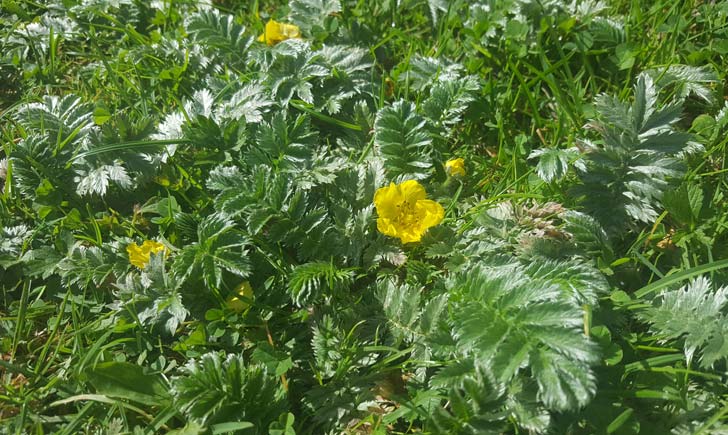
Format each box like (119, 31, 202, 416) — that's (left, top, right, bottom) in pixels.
(399, 179, 427, 202)
(126, 243, 146, 268)
(258, 20, 301, 46)
(415, 199, 445, 229)
(376, 217, 399, 238)
(445, 158, 466, 177)
(373, 182, 401, 219)
(397, 227, 423, 244)
(127, 240, 167, 269)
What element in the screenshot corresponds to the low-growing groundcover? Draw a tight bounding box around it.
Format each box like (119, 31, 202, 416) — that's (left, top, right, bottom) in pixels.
(1, 0, 728, 433)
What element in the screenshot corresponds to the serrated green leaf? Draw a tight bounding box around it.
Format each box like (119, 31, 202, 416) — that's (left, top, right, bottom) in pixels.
(93, 106, 111, 125)
(374, 100, 433, 179)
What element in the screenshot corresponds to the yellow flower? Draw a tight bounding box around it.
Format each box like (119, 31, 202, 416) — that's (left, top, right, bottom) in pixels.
(445, 158, 466, 177)
(257, 20, 301, 46)
(127, 240, 167, 269)
(374, 180, 445, 244)
(226, 281, 255, 312)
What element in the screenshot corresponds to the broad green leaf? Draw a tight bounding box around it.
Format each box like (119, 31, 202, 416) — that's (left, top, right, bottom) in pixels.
(85, 361, 171, 406)
(210, 422, 255, 434)
(269, 412, 296, 435)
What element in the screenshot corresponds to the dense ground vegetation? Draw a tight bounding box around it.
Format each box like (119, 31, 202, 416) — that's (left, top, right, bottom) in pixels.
(1, 0, 728, 433)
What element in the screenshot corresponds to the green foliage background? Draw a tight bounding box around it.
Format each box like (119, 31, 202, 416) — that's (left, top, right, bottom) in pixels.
(1, 0, 728, 434)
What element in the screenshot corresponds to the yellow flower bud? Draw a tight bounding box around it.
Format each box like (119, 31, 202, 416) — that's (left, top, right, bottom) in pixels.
(445, 158, 466, 177)
(226, 281, 254, 312)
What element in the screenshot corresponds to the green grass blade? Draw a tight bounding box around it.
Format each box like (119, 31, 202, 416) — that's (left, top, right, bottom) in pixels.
(634, 258, 728, 298)
(69, 139, 192, 163)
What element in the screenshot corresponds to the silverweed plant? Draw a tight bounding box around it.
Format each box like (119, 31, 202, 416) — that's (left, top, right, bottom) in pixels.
(1, 0, 727, 434)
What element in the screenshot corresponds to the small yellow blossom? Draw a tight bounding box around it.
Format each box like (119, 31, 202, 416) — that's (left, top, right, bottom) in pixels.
(257, 20, 301, 46)
(374, 180, 445, 244)
(445, 158, 466, 177)
(127, 240, 167, 269)
(226, 281, 255, 312)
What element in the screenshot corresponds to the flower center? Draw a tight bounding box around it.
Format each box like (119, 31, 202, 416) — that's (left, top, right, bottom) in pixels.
(395, 200, 418, 227)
